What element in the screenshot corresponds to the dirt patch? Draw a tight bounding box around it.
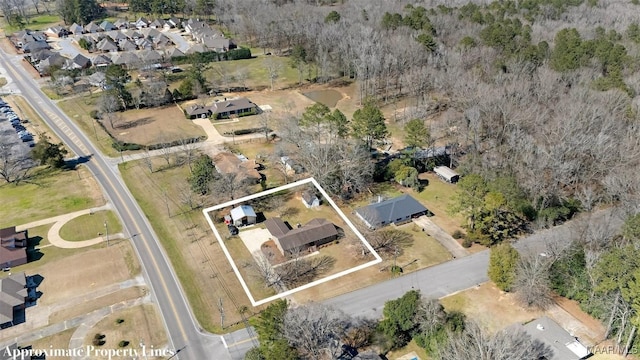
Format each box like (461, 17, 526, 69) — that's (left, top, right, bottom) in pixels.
(0, 36, 17, 55)
(102, 105, 205, 146)
(261, 240, 285, 264)
(36, 242, 136, 306)
(49, 286, 148, 324)
(83, 305, 167, 360)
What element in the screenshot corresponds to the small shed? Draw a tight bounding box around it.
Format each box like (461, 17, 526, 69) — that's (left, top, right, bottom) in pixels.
(434, 166, 459, 183)
(301, 191, 320, 208)
(230, 205, 257, 226)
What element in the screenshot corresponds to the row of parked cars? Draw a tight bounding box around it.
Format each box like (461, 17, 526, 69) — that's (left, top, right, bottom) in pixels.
(0, 99, 34, 145)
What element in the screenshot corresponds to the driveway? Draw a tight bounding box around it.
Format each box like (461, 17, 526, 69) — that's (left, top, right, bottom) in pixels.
(413, 216, 468, 258)
(238, 228, 272, 255)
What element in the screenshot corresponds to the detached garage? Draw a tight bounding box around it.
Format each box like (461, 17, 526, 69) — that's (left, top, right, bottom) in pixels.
(434, 166, 459, 183)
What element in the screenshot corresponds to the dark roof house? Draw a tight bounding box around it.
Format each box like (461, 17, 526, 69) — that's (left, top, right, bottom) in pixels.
(184, 104, 210, 119)
(209, 98, 258, 119)
(354, 194, 428, 229)
(0, 227, 28, 269)
(84, 22, 102, 33)
(69, 23, 84, 35)
(0, 272, 28, 325)
(64, 53, 91, 70)
(99, 20, 116, 31)
(92, 54, 112, 67)
(265, 218, 338, 254)
(301, 191, 320, 208)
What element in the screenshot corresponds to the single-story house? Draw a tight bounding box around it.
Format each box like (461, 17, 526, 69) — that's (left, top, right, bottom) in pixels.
(88, 71, 106, 87)
(301, 191, 320, 208)
(212, 152, 261, 184)
(185, 104, 210, 119)
(110, 52, 140, 68)
(520, 317, 592, 360)
(95, 37, 119, 52)
(0, 227, 28, 268)
(354, 194, 428, 229)
(44, 25, 68, 38)
(69, 23, 84, 35)
(113, 19, 130, 29)
(202, 37, 236, 52)
(135, 17, 150, 29)
(433, 166, 459, 183)
(0, 272, 28, 326)
(119, 39, 137, 52)
(230, 205, 257, 226)
(64, 53, 91, 70)
(100, 20, 116, 32)
(280, 156, 304, 174)
(22, 40, 50, 53)
(84, 21, 102, 33)
(210, 97, 258, 119)
(92, 54, 112, 67)
(185, 43, 207, 54)
(149, 19, 166, 29)
(265, 217, 338, 255)
(37, 53, 66, 74)
(164, 47, 185, 59)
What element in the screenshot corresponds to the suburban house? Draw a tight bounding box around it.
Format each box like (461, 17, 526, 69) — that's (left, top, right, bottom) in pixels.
(185, 104, 210, 119)
(210, 98, 258, 119)
(95, 37, 119, 53)
(0, 227, 28, 269)
(44, 25, 68, 38)
(0, 272, 28, 326)
(100, 20, 116, 32)
(265, 217, 338, 255)
(64, 54, 91, 70)
(22, 41, 50, 53)
(212, 152, 262, 184)
(84, 22, 102, 33)
(520, 317, 592, 360)
(135, 17, 151, 29)
(230, 205, 257, 226)
(354, 194, 428, 229)
(36, 53, 66, 74)
(301, 191, 320, 208)
(434, 166, 459, 183)
(69, 23, 84, 35)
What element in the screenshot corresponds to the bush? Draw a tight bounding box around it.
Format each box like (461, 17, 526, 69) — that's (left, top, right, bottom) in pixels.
(89, 109, 100, 119)
(462, 238, 472, 248)
(224, 127, 270, 136)
(452, 230, 465, 239)
(118, 340, 130, 347)
(94, 333, 105, 339)
(112, 141, 142, 151)
(92, 339, 106, 346)
(390, 265, 403, 274)
(115, 318, 125, 324)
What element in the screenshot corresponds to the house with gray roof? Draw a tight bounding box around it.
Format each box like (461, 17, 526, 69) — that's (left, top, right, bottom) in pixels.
(95, 37, 118, 52)
(100, 20, 116, 32)
(164, 47, 185, 59)
(69, 23, 84, 35)
(520, 317, 591, 360)
(84, 22, 102, 33)
(265, 217, 338, 255)
(135, 17, 150, 29)
(113, 19, 130, 29)
(92, 54, 112, 67)
(22, 40, 50, 53)
(64, 53, 91, 70)
(111, 52, 139, 68)
(209, 97, 258, 119)
(0, 272, 28, 326)
(149, 19, 166, 29)
(355, 194, 428, 229)
(37, 53, 66, 73)
(119, 39, 137, 51)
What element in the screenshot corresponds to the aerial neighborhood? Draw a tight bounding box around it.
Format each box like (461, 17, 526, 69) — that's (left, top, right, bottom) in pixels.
(0, 0, 638, 359)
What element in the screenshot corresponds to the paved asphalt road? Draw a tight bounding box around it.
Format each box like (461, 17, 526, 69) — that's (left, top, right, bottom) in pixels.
(0, 51, 228, 359)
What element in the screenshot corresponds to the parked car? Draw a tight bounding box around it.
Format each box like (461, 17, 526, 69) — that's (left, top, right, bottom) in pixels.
(227, 224, 239, 236)
(14, 126, 26, 132)
(20, 135, 33, 142)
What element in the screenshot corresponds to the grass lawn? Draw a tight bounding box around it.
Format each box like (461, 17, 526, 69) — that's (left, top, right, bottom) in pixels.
(212, 114, 264, 135)
(0, 77, 6, 86)
(57, 93, 118, 157)
(386, 339, 430, 360)
(49, 286, 147, 323)
(120, 157, 262, 332)
(394, 223, 452, 272)
(205, 56, 300, 91)
(2, 14, 62, 33)
(408, 173, 465, 235)
(0, 167, 104, 228)
(26, 327, 76, 360)
(224, 236, 276, 301)
(105, 105, 206, 146)
(82, 305, 167, 359)
(59, 210, 122, 241)
(440, 282, 543, 334)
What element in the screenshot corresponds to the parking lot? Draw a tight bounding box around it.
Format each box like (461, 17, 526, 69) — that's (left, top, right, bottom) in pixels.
(0, 97, 36, 172)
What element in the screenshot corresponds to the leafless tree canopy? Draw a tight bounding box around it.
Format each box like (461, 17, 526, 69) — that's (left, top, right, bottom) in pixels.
(436, 321, 553, 360)
(514, 251, 555, 310)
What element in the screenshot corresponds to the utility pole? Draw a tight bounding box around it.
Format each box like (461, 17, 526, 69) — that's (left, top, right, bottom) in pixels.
(218, 298, 224, 328)
(104, 220, 109, 247)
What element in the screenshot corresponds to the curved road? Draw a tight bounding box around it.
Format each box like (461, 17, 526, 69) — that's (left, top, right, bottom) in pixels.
(0, 51, 226, 359)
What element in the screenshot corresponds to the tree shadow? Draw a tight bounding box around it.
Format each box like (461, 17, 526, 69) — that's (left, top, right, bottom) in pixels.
(116, 116, 154, 129)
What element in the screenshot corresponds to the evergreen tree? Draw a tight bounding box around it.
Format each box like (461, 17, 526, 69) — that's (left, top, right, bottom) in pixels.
(31, 137, 67, 168)
(188, 155, 215, 195)
(351, 99, 388, 148)
(488, 242, 520, 291)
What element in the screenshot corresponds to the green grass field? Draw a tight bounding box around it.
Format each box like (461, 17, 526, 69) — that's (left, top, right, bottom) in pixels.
(2, 14, 62, 33)
(59, 210, 122, 241)
(205, 55, 300, 90)
(0, 167, 103, 228)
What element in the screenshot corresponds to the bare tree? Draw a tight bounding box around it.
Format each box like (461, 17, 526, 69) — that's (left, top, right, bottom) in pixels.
(141, 148, 154, 173)
(211, 172, 248, 202)
(436, 321, 553, 360)
(263, 57, 282, 91)
(367, 229, 413, 258)
(258, 111, 271, 141)
(0, 143, 32, 183)
(236, 68, 248, 91)
(178, 138, 199, 172)
(514, 251, 555, 310)
(283, 304, 351, 360)
(98, 92, 122, 129)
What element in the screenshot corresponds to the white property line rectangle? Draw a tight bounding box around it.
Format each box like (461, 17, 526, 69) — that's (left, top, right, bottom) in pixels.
(203, 177, 382, 306)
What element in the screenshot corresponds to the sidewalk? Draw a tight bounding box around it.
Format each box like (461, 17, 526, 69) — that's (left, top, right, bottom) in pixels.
(16, 204, 125, 249)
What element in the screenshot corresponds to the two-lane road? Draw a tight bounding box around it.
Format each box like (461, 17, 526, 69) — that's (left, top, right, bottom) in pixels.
(0, 51, 228, 359)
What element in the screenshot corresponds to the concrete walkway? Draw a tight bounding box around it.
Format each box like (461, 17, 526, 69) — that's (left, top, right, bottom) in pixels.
(15, 204, 125, 249)
(413, 216, 469, 258)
